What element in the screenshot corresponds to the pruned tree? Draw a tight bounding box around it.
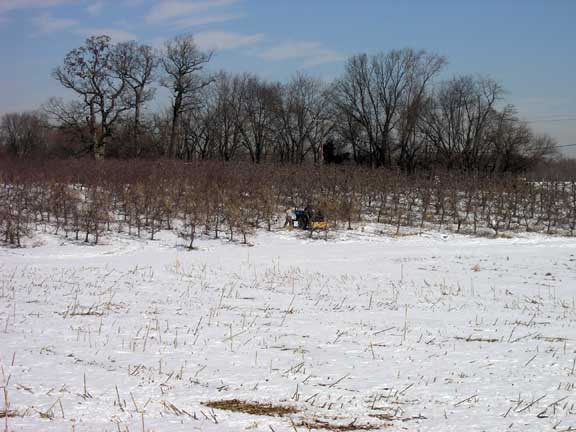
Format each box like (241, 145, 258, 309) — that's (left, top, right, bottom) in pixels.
(179, 184, 204, 249)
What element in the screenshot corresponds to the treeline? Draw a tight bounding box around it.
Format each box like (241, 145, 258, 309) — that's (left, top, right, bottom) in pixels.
(0, 34, 560, 173)
(1, 160, 575, 247)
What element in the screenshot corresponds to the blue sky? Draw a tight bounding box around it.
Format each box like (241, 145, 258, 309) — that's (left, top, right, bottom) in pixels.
(1, 0, 575, 155)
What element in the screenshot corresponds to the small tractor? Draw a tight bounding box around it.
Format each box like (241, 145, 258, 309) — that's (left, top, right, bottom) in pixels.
(285, 205, 329, 231)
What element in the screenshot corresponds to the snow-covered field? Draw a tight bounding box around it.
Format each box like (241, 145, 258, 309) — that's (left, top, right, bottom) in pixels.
(1, 228, 576, 431)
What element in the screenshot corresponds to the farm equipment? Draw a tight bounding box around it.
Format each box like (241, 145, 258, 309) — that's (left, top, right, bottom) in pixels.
(285, 206, 328, 231)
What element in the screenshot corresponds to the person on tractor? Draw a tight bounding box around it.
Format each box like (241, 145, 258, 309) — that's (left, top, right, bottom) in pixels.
(295, 208, 309, 229)
(285, 205, 325, 230)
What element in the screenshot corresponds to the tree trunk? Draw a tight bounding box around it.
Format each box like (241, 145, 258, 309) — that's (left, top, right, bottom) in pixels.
(94, 137, 106, 160)
(134, 92, 142, 157)
(168, 94, 182, 159)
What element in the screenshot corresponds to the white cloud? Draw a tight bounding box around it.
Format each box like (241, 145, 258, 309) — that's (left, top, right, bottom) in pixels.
(0, 0, 72, 14)
(31, 12, 77, 33)
(145, 0, 238, 24)
(194, 31, 263, 51)
(86, 1, 104, 16)
(147, 36, 166, 49)
(76, 27, 138, 42)
(173, 13, 241, 29)
(260, 41, 344, 68)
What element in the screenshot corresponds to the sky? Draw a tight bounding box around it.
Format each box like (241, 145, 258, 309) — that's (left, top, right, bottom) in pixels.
(0, 0, 575, 156)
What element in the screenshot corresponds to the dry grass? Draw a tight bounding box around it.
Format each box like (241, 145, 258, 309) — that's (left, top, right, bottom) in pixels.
(202, 400, 383, 430)
(535, 335, 568, 342)
(455, 335, 499, 343)
(0, 409, 23, 418)
(297, 418, 383, 431)
(69, 310, 104, 317)
(369, 413, 427, 422)
(203, 399, 298, 417)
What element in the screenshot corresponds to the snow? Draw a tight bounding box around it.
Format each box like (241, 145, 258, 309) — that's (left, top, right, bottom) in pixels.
(1, 227, 576, 431)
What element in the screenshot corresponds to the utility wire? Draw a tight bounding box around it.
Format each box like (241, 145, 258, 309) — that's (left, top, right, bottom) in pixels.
(526, 118, 576, 123)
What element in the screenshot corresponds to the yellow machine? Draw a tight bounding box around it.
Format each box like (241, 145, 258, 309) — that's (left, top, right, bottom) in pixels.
(286, 206, 329, 231)
(310, 221, 329, 230)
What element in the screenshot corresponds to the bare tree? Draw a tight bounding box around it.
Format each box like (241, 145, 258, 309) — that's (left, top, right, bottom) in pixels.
(160, 34, 212, 159)
(332, 49, 445, 168)
(113, 41, 157, 157)
(395, 51, 446, 172)
(210, 72, 246, 161)
(278, 73, 333, 164)
(484, 106, 538, 172)
(525, 134, 558, 167)
(28, 37, 562, 170)
(237, 75, 281, 163)
(0, 111, 49, 158)
(53, 35, 134, 160)
(420, 75, 504, 171)
(43, 98, 90, 152)
(180, 102, 213, 160)
(332, 54, 378, 166)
